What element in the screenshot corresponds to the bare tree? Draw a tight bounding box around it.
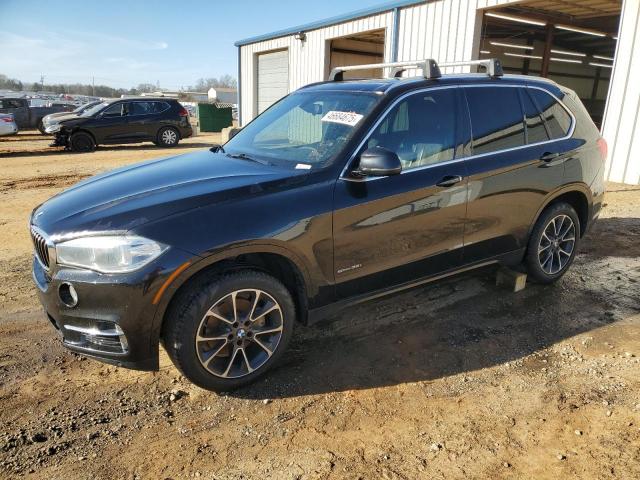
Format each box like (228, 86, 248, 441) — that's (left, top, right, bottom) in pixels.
(193, 75, 237, 91)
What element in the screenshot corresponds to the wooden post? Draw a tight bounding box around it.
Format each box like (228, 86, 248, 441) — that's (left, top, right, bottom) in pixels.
(541, 24, 554, 78)
(522, 37, 534, 75)
(590, 67, 602, 112)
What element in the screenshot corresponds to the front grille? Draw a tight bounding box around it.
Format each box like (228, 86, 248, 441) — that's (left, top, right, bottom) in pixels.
(31, 227, 50, 269)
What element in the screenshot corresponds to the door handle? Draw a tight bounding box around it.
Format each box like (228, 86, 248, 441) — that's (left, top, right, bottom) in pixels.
(436, 175, 463, 187)
(540, 152, 561, 162)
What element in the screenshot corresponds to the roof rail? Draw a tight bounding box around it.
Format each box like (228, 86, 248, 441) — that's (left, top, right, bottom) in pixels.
(438, 58, 503, 77)
(329, 59, 441, 81)
(328, 58, 503, 81)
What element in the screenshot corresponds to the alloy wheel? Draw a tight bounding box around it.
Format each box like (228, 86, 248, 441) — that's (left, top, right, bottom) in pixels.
(161, 129, 177, 145)
(195, 289, 284, 378)
(538, 214, 576, 275)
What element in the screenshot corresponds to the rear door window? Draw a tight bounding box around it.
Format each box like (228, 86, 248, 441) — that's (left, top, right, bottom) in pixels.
(129, 102, 155, 115)
(152, 101, 170, 113)
(465, 87, 525, 155)
(520, 89, 550, 144)
(528, 88, 572, 139)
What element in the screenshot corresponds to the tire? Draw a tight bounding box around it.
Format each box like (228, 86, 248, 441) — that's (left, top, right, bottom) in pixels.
(525, 202, 580, 284)
(70, 131, 96, 153)
(163, 270, 296, 391)
(37, 120, 46, 135)
(157, 127, 179, 147)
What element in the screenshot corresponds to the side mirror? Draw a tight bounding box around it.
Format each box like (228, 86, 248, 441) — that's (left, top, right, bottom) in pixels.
(354, 147, 402, 177)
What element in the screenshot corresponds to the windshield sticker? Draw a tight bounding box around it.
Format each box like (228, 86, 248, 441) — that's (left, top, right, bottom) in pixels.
(295, 163, 312, 170)
(321, 110, 363, 127)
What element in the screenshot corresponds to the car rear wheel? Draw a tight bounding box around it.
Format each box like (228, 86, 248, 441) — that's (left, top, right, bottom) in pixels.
(525, 202, 580, 284)
(70, 132, 96, 153)
(163, 270, 295, 391)
(157, 127, 179, 147)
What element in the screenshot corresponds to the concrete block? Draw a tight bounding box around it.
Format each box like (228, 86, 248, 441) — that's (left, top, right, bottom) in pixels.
(496, 267, 527, 292)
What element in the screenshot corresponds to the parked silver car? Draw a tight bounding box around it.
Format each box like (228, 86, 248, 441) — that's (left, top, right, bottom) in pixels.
(0, 113, 18, 136)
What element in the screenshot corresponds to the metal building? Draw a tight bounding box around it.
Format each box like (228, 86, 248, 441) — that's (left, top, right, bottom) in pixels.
(235, 0, 638, 184)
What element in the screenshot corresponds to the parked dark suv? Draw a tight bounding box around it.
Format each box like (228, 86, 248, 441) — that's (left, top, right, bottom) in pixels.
(30, 59, 605, 391)
(47, 97, 192, 152)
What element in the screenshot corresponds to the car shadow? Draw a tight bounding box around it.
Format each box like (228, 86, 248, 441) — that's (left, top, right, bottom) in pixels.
(232, 216, 640, 399)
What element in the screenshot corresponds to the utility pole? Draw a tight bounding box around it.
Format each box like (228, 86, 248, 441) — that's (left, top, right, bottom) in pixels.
(40, 74, 45, 92)
(92, 76, 95, 97)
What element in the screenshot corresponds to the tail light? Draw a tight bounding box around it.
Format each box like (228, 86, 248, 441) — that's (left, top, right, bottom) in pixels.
(178, 107, 188, 117)
(597, 137, 608, 161)
(1, 116, 13, 123)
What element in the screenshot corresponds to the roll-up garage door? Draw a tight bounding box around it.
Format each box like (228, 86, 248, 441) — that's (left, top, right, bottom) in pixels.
(257, 50, 289, 114)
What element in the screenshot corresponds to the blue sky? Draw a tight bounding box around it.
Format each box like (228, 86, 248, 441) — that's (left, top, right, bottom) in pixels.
(0, 0, 389, 90)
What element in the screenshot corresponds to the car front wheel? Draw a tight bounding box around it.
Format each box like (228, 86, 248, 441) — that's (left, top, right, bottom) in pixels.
(70, 131, 96, 153)
(163, 270, 295, 391)
(525, 201, 580, 284)
(157, 127, 179, 147)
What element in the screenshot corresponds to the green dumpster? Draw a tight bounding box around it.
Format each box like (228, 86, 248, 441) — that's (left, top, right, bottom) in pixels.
(197, 103, 233, 132)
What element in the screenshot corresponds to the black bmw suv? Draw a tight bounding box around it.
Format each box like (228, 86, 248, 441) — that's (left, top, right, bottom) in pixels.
(47, 97, 193, 152)
(30, 59, 605, 391)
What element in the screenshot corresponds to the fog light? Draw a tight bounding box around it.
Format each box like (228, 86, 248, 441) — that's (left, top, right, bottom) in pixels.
(58, 282, 78, 308)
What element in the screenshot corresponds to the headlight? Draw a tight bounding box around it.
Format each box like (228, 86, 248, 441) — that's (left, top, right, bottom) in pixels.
(56, 235, 167, 273)
(45, 124, 61, 133)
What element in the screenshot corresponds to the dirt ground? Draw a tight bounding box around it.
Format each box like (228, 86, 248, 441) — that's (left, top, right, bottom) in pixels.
(1, 131, 639, 479)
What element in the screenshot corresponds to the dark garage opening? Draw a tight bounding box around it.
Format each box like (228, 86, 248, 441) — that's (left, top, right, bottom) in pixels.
(327, 28, 386, 80)
(480, 0, 621, 128)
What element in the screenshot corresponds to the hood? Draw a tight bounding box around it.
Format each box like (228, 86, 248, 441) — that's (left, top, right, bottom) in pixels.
(44, 112, 79, 124)
(32, 150, 294, 236)
(58, 116, 88, 128)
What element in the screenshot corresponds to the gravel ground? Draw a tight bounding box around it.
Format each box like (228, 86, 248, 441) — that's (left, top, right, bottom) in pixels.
(1, 131, 639, 479)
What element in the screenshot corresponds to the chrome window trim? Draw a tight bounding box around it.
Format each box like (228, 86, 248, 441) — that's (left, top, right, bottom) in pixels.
(339, 83, 576, 183)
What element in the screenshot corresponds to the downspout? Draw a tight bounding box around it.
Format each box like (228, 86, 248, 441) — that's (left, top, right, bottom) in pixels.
(391, 6, 401, 62)
(237, 45, 243, 126)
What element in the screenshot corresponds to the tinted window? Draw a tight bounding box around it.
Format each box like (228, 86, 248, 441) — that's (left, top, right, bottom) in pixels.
(466, 87, 525, 155)
(153, 101, 170, 113)
(366, 89, 457, 170)
(127, 101, 169, 115)
(520, 89, 550, 144)
(102, 103, 125, 117)
(129, 102, 152, 115)
(528, 89, 572, 139)
(1, 99, 23, 109)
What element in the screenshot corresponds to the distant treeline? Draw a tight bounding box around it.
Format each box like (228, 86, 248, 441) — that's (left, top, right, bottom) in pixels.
(0, 74, 237, 98)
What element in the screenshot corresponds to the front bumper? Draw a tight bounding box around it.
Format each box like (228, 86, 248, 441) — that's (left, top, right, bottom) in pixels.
(32, 247, 194, 370)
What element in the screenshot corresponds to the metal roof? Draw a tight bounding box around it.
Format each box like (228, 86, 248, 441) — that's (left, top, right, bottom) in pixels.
(234, 0, 423, 47)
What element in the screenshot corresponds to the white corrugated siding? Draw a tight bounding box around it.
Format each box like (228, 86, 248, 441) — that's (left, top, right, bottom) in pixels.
(602, 0, 640, 184)
(239, 10, 393, 123)
(239, 0, 640, 184)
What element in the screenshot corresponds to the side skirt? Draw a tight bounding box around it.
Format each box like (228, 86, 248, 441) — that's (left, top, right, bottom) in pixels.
(307, 248, 525, 325)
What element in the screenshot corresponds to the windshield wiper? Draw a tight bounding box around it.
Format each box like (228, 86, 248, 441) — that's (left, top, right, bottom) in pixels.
(226, 152, 273, 166)
(210, 144, 225, 153)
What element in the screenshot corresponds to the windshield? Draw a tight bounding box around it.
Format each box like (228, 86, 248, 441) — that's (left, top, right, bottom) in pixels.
(80, 101, 109, 117)
(224, 90, 380, 169)
(74, 101, 97, 113)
